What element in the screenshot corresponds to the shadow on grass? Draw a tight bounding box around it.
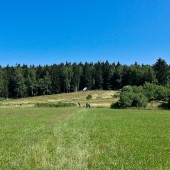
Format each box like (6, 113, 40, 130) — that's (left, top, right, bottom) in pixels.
(110, 102, 120, 109)
(158, 102, 170, 110)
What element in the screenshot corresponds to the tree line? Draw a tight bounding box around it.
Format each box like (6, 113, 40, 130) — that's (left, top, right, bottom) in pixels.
(0, 58, 169, 99)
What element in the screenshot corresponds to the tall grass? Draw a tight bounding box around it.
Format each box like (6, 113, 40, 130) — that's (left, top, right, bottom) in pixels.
(0, 108, 170, 169)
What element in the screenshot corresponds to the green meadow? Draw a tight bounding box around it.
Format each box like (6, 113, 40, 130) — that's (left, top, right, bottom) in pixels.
(0, 107, 170, 169)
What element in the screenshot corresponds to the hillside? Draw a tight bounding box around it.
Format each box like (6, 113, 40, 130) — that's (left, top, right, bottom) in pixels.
(0, 90, 119, 108)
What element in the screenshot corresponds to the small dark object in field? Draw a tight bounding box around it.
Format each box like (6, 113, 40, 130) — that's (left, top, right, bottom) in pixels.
(86, 103, 90, 108)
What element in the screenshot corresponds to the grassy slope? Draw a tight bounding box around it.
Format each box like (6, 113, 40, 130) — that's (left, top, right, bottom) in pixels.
(0, 90, 119, 108)
(0, 108, 170, 169)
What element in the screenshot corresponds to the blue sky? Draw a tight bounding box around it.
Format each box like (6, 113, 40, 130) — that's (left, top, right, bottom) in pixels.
(0, 0, 170, 66)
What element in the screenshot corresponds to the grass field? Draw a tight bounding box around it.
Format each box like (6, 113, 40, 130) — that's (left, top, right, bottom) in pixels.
(0, 107, 170, 169)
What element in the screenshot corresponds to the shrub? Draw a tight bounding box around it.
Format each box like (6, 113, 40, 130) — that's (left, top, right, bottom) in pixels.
(155, 86, 169, 101)
(86, 94, 92, 100)
(132, 86, 144, 94)
(143, 83, 169, 102)
(122, 86, 133, 92)
(143, 83, 157, 101)
(118, 83, 169, 108)
(35, 102, 76, 108)
(132, 93, 148, 107)
(119, 91, 135, 108)
(119, 91, 148, 108)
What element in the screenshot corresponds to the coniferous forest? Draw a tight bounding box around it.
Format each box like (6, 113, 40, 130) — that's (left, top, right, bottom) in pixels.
(0, 58, 169, 99)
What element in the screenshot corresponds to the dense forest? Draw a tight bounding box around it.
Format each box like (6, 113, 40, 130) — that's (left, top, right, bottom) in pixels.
(0, 58, 169, 99)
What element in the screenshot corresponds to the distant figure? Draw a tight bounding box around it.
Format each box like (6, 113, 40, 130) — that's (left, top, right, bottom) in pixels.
(86, 103, 90, 108)
(78, 102, 81, 107)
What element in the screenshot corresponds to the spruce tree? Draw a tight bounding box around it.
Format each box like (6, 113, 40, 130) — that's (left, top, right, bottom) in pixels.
(153, 58, 169, 85)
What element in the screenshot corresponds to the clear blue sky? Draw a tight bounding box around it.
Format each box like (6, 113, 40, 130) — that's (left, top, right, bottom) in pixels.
(0, 0, 170, 66)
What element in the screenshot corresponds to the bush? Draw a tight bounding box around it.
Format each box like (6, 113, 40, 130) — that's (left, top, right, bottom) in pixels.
(119, 91, 135, 108)
(143, 83, 157, 101)
(35, 102, 76, 108)
(132, 93, 148, 107)
(155, 86, 169, 101)
(86, 94, 92, 100)
(119, 91, 148, 108)
(118, 83, 169, 108)
(143, 83, 169, 102)
(132, 86, 144, 94)
(122, 86, 133, 92)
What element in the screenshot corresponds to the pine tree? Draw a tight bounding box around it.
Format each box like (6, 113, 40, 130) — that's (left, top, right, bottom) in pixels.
(112, 65, 123, 89)
(80, 63, 93, 90)
(102, 61, 112, 90)
(38, 71, 52, 95)
(142, 65, 157, 84)
(50, 64, 61, 94)
(153, 58, 169, 85)
(94, 62, 103, 89)
(25, 66, 38, 96)
(0, 67, 5, 97)
(13, 65, 27, 98)
(71, 63, 82, 92)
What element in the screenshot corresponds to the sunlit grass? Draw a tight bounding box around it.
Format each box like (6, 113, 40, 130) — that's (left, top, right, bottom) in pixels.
(0, 108, 170, 169)
(0, 90, 118, 108)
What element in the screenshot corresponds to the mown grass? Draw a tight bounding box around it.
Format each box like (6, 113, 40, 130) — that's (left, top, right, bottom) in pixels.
(0, 108, 170, 169)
